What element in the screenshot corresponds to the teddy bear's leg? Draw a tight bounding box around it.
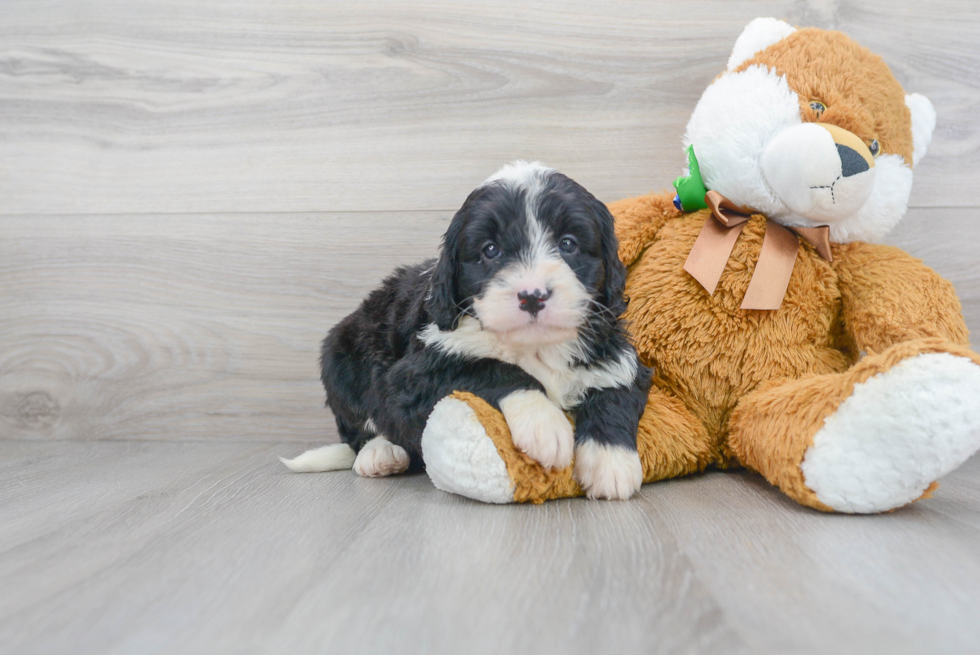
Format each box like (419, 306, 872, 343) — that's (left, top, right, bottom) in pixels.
(422, 386, 716, 504)
(728, 339, 980, 513)
(422, 391, 583, 503)
(637, 385, 716, 482)
(419, 392, 511, 503)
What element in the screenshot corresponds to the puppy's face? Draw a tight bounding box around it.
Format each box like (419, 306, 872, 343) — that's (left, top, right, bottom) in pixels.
(427, 162, 625, 345)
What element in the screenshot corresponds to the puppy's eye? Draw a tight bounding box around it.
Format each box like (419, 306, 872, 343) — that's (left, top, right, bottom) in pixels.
(482, 243, 501, 260)
(869, 139, 880, 157)
(810, 100, 826, 117)
(558, 236, 578, 254)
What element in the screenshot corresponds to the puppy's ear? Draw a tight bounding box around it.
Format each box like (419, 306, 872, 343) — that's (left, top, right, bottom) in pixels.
(590, 197, 627, 318)
(426, 205, 467, 331)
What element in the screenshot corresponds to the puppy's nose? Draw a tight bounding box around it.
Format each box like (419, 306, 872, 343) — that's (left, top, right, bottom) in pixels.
(518, 289, 550, 316)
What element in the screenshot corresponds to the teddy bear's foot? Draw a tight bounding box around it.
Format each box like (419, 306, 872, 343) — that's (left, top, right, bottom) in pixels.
(730, 339, 980, 513)
(421, 395, 517, 503)
(422, 392, 584, 504)
(800, 352, 980, 513)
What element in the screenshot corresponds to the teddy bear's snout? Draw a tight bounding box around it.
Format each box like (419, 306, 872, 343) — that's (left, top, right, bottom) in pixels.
(761, 122, 876, 224)
(837, 142, 871, 178)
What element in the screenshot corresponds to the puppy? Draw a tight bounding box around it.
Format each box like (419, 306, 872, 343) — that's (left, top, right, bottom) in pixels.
(281, 161, 652, 499)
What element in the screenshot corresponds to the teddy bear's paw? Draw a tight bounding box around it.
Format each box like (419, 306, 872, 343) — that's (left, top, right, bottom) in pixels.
(573, 440, 643, 500)
(421, 396, 516, 503)
(800, 353, 980, 513)
(499, 390, 574, 470)
(352, 436, 410, 478)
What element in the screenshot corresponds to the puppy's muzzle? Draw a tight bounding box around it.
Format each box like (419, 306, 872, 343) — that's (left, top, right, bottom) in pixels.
(517, 288, 551, 317)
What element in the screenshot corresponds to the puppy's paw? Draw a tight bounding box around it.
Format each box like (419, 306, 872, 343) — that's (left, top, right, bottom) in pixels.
(573, 440, 642, 500)
(500, 390, 574, 470)
(353, 436, 410, 477)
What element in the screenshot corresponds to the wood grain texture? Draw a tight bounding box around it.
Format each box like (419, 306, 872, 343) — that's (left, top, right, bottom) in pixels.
(0, 0, 978, 214)
(1, 441, 978, 655)
(0, 212, 447, 441)
(2, 207, 976, 442)
(2, 3, 979, 654)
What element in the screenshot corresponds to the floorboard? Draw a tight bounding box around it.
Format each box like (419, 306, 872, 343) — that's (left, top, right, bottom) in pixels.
(1, 0, 978, 214)
(0, 442, 978, 655)
(1, 207, 976, 443)
(1, 1, 979, 653)
(0, 212, 445, 442)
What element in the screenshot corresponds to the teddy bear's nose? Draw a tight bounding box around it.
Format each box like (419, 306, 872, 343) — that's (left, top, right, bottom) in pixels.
(838, 143, 871, 177)
(817, 122, 875, 175)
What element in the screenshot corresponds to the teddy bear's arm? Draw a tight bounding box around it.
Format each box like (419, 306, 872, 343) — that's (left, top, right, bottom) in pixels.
(609, 190, 681, 267)
(834, 241, 970, 353)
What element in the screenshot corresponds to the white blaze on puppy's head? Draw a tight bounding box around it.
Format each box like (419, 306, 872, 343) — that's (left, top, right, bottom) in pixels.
(472, 162, 591, 345)
(683, 18, 935, 243)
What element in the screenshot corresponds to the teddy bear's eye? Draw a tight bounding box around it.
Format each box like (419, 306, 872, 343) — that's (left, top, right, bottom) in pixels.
(869, 139, 880, 157)
(809, 100, 826, 116)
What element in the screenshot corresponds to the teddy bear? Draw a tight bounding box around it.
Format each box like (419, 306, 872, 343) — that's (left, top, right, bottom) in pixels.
(419, 18, 980, 512)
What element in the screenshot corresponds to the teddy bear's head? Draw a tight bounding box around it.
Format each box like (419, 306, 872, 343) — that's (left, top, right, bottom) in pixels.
(680, 18, 936, 243)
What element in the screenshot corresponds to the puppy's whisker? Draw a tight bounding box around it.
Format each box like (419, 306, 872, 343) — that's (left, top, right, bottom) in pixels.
(585, 298, 620, 323)
(451, 297, 477, 324)
(585, 297, 616, 313)
(453, 307, 476, 323)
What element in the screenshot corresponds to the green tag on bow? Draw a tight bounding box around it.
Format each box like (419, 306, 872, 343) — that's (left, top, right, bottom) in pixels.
(673, 145, 709, 211)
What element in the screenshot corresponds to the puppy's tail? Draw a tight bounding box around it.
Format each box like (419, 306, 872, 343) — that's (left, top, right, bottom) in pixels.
(279, 443, 356, 473)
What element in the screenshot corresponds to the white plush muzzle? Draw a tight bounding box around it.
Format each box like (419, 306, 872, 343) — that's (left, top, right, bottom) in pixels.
(761, 123, 876, 223)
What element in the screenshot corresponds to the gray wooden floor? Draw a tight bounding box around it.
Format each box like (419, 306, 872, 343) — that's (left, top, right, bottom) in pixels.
(3, 442, 980, 655)
(2, 0, 980, 653)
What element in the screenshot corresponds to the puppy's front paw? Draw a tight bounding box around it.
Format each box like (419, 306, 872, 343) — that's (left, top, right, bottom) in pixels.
(573, 440, 642, 500)
(353, 436, 410, 477)
(499, 390, 573, 470)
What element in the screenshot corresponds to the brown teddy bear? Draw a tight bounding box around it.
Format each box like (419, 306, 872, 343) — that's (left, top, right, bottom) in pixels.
(420, 18, 980, 512)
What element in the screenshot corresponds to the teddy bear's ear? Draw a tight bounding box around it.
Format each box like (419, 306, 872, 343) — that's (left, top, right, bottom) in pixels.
(905, 93, 936, 167)
(727, 17, 797, 71)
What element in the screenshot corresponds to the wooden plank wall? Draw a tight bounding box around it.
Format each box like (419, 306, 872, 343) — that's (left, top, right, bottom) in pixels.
(1, 0, 978, 442)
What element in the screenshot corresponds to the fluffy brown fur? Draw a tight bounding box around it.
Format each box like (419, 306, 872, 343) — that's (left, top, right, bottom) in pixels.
(736, 28, 915, 167)
(425, 24, 978, 510)
(447, 191, 973, 509)
(613, 194, 970, 471)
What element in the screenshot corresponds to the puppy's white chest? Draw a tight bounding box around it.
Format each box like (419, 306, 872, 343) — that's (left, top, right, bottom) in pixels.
(512, 349, 585, 409)
(419, 319, 637, 410)
(511, 344, 636, 410)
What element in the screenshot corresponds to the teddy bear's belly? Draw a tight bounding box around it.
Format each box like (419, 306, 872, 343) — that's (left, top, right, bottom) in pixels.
(623, 217, 851, 440)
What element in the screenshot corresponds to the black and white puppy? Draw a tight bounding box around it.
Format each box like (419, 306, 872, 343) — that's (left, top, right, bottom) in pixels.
(281, 161, 651, 499)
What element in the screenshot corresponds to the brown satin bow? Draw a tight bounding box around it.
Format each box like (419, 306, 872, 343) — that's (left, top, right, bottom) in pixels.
(683, 190, 833, 310)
